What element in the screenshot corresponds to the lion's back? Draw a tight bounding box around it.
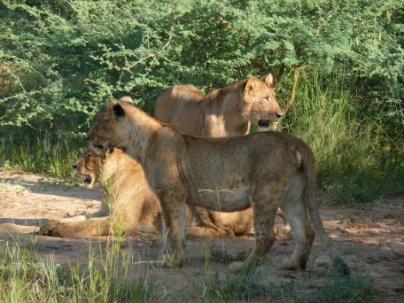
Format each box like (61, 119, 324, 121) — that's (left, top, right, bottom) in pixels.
(155, 84, 204, 123)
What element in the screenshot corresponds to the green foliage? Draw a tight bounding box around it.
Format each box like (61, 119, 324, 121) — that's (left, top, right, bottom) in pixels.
(0, 0, 402, 137)
(283, 71, 403, 202)
(0, 131, 81, 178)
(0, 0, 402, 202)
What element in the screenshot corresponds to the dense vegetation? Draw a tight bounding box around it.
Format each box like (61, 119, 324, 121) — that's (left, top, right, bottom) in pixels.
(0, 0, 403, 202)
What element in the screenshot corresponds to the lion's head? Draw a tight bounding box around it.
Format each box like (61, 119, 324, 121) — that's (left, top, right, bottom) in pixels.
(73, 149, 102, 188)
(74, 147, 133, 189)
(241, 73, 285, 130)
(87, 100, 132, 155)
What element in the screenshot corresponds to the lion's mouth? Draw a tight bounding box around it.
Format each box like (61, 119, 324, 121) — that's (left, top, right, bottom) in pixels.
(258, 119, 271, 128)
(258, 114, 283, 127)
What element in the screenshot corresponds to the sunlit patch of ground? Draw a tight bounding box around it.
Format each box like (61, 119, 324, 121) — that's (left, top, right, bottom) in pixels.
(0, 170, 403, 302)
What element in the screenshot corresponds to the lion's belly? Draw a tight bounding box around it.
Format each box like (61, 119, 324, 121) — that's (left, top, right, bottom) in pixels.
(190, 184, 251, 212)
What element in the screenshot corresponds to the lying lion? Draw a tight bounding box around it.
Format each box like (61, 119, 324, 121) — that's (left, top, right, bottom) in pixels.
(41, 148, 162, 237)
(154, 74, 284, 137)
(87, 100, 350, 275)
(42, 148, 254, 238)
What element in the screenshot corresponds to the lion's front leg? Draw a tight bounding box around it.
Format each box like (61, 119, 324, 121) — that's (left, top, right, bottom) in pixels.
(158, 188, 187, 267)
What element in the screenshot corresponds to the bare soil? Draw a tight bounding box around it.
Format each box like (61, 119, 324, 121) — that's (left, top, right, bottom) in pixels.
(0, 169, 403, 302)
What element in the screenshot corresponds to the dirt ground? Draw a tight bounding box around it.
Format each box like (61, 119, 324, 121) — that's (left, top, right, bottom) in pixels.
(0, 169, 403, 302)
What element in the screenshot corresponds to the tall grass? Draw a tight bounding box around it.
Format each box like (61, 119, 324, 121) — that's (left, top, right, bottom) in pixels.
(283, 71, 403, 203)
(0, 239, 153, 302)
(0, 133, 81, 179)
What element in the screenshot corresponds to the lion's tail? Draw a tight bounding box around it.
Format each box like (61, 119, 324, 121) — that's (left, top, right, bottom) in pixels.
(299, 142, 351, 275)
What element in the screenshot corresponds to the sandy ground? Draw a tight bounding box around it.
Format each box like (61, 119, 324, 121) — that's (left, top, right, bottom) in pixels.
(0, 169, 403, 302)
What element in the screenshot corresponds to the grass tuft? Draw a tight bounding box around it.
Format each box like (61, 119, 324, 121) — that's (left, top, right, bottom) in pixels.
(0, 239, 154, 302)
(317, 274, 377, 303)
(282, 71, 403, 204)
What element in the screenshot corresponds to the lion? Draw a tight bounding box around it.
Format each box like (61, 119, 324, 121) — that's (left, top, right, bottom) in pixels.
(154, 74, 284, 137)
(154, 75, 286, 227)
(42, 148, 255, 238)
(74, 148, 255, 238)
(87, 99, 350, 275)
(41, 148, 162, 237)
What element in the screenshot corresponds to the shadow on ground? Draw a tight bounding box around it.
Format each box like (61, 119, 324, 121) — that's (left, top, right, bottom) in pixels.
(0, 170, 403, 302)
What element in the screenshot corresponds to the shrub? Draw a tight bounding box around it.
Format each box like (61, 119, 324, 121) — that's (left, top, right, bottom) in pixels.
(0, 0, 402, 201)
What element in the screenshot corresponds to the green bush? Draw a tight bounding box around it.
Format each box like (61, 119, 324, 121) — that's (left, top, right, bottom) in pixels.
(0, 0, 402, 202)
(1, 0, 402, 135)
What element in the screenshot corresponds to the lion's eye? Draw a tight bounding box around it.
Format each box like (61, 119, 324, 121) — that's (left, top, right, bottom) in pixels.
(264, 97, 272, 102)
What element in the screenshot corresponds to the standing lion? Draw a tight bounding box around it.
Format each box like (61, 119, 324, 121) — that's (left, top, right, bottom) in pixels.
(154, 74, 284, 137)
(86, 100, 350, 274)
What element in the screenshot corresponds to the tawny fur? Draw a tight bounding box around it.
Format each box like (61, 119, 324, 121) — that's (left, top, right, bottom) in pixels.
(154, 74, 284, 137)
(42, 149, 254, 238)
(87, 100, 350, 275)
(0, 223, 39, 235)
(154, 76, 284, 235)
(41, 148, 162, 237)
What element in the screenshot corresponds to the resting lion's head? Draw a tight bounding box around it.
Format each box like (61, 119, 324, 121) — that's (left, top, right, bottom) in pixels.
(73, 149, 102, 188)
(240, 73, 285, 130)
(74, 147, 130, 188)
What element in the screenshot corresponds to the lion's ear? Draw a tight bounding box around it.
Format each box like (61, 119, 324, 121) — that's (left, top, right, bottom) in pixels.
(113, 103, 125, 117)
(261, 73, 274, 87)
(243, 77, 260, 97)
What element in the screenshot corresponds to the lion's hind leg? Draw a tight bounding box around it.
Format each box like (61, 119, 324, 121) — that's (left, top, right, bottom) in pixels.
(40, 217, 111, 238)
(280, 196, 315, 270)
(278, 174, 314, 270)
(229, 182, 284, 272)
